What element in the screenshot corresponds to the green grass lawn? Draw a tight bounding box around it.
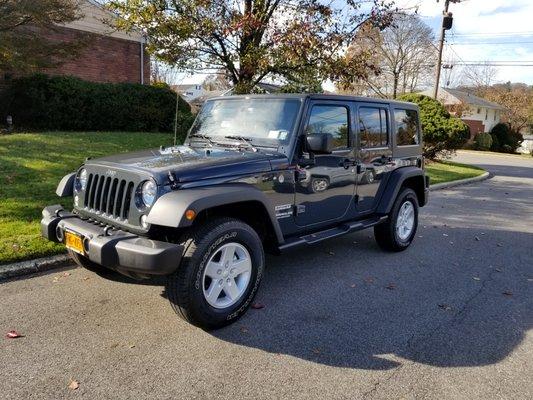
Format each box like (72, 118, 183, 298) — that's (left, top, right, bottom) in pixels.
(425, 160, 485, 185)
(0, 131, 487, 265)
(0, 131, 175, 264)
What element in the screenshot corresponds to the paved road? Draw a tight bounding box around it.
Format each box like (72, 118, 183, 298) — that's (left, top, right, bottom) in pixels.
(1, 152, 532, 399)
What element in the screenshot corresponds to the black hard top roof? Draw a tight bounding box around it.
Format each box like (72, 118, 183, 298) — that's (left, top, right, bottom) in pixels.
(206, 93, 418, 108)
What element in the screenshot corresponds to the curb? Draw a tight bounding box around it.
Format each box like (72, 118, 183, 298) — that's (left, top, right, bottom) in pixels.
(1, 169, 490, 282)
(430, 171, 490, 191)
(0, 253, 70, 282)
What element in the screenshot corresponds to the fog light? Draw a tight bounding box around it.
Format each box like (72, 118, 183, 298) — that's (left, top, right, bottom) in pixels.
(74, 195, 79, 207)
(140, 215, 149, 229)
(56, 226, 64, 242)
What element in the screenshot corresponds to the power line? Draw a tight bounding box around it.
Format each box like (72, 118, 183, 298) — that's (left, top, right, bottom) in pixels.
(449, 41, 533, 45)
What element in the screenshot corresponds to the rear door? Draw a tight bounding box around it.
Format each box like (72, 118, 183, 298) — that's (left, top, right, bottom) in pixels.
(355, 103, 393, 213)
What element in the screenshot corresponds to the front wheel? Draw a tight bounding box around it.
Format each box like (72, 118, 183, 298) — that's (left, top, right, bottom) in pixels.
(374, 188, 419, 252)
(165, 217, 265, 330)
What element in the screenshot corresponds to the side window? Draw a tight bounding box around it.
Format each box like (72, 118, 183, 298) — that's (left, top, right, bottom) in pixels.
(359, 107, 389, 148)
(394, 109, 419, 146)
(306, 105, 349, 149)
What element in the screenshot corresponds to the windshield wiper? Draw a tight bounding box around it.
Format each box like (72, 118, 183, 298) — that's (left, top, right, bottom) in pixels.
(224, 135, 258, 152)
(189, 133, 216, 147)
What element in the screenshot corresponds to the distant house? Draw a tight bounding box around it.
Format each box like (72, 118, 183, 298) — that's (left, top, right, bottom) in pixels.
(420, 87, 505, 138)
(171, 84, 206, 102)
(173, 82, 283, 109)
(1, 0, 149, 86)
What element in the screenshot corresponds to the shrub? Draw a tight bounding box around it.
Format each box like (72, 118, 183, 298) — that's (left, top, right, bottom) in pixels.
(398, 94, 470, 159)
(490, 123, 524, 153)
(474, 132, 493, 150)
(0, 74, 193, 133)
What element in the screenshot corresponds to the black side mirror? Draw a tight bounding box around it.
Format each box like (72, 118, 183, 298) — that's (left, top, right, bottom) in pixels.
(307, 133, 333, 154)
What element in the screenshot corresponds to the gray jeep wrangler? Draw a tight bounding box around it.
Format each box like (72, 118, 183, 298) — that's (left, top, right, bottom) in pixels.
(42, 94, 429, 330)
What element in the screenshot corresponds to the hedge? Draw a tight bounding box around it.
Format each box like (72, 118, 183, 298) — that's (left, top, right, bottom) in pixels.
(398, 93, 470, 159)
(0, 74, 194, 135)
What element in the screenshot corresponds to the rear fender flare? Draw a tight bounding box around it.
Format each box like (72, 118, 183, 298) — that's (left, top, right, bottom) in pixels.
(375, 167, 426, 214)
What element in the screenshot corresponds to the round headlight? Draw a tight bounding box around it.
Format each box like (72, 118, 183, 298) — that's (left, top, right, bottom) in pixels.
(77, 168, 88, 191)
(141, 180, 157, 207)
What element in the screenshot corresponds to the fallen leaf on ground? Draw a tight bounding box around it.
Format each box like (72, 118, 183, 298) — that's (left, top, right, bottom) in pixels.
(527, 278, 533, 282)
(495, 268, 502, 273)
(327, 251, 335, 256)
(350, 283, 356, 288)
(497, 243, 503, 247)
(438, 304, 452, 311)
(312, 348, 321, 354)
(251, 302, 265, 310)
(472, 277, 481, 281)
(364, 277, 375, 284)
(240, 327, 249, 333)
(502, 291, 513, 296)
(68, 380, 79, 390)
(475, 236, 480, 241)
(443, 233, 449, 237)
(6, 330, 23, 339)
(128, 344, 136, 349)
(385, 283, 396, 290)
(83, 277, 90, 281)
(63, 272, 71, 277)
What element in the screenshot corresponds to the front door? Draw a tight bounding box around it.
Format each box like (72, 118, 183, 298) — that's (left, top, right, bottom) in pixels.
(355, 103, 393, 212)
(295, 101, 357, 226)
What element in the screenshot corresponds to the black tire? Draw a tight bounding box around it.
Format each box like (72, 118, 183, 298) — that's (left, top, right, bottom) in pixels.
(166, 217, 265, 330)
(374, 188, 419, 252)
(68, 249, 116, 276)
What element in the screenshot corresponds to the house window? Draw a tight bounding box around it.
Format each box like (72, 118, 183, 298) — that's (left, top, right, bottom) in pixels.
(394, 109, 420, 146)
(359, 107, 389, 148)
(306, 105, 349, 149)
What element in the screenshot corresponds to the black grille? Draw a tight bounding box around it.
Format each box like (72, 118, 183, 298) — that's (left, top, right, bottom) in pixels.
(84, 173, 135, 220)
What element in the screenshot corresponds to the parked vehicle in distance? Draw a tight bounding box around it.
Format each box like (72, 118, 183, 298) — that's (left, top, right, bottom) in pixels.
(42, 94, 429, 330)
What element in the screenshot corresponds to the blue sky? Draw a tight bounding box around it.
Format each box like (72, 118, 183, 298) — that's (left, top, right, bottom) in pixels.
(398, 0, 533, 85)
(177, 0, 533, 87)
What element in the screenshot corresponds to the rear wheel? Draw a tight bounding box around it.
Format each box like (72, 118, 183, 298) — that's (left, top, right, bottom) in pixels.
(374, 188, 418, 252)
(165, 217, 264, 330)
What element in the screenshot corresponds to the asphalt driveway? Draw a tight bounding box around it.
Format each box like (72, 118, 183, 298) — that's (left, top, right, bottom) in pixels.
(1, 151, 532, 399)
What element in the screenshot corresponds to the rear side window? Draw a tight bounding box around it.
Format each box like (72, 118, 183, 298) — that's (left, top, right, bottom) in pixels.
(359, 107, 388, 148)
(394, 109, 419, 146)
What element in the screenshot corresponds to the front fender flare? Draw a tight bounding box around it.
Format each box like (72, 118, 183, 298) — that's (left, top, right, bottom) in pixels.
(146, 184, 284, 243)
(56, 172, 75, 197)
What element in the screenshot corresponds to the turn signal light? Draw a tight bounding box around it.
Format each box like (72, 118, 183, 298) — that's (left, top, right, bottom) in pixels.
(185, 209, 196, 221)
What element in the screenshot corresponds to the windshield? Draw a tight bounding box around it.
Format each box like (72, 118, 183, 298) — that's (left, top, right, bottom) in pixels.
(189, 98, 302, 147)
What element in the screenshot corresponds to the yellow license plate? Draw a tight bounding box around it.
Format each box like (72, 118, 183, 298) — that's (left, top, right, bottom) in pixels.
(65, 231, 84, 255)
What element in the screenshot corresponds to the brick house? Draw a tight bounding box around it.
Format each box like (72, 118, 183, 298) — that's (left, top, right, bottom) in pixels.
(1, 0, 149, 86)
(420, 87, 505, 139)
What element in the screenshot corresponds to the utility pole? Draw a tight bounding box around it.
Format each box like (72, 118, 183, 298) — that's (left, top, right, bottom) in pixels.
(433, 0, 460, 99)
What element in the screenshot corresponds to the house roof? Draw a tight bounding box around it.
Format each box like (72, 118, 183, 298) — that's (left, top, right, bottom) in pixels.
(421, 87, 505, 110)
(443, 88, 505, 110)
(60, 0, 145, 43)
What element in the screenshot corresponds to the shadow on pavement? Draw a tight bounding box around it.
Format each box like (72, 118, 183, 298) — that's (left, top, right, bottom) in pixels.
(199, 225, 533, 370)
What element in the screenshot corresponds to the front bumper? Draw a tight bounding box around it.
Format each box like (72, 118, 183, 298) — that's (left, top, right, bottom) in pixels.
(41, 205, 182, 276)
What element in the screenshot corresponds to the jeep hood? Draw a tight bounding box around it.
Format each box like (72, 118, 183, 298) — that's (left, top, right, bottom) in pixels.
(85, 145, 288, 183)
